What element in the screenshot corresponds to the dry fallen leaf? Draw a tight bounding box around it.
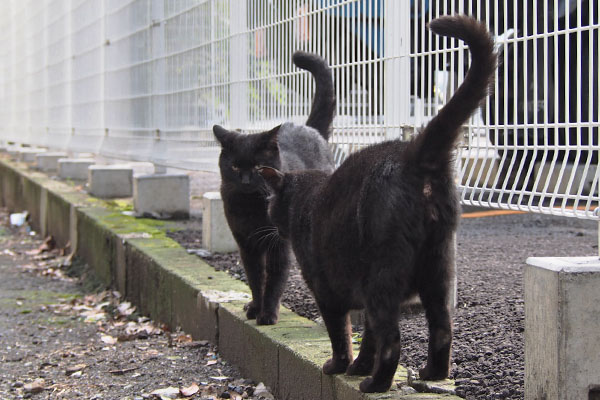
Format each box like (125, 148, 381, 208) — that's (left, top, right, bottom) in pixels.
(173, 333, 193, 344)
(24, 378, 45, 394)
(100, 334, 117, 345)
(65, 363, 87, 375)
(26, 236, 56, 255)
(180, 383, 200, 397)
(108, 367, 138, 375)
(150, 386, 180, 398)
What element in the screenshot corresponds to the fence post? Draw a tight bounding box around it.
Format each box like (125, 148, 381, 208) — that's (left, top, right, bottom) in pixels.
(229, 0, 248, 129)
(151, 0, 166, 173)
(384, 0, 410, 141)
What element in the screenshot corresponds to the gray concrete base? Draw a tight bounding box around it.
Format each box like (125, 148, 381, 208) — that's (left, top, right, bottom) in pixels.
(525, 256, 600, 400)
(202, 192, 237, 253)
(58, 158, 95, 180)
(88, 164, 133, 198)
(133, 173, 190, 219)
(36, 152, 68, 172)
(18, 148, 46, 163)
(0, 156, 460, 400)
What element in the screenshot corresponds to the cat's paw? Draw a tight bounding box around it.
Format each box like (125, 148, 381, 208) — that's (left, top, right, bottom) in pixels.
(322, 358, 350, 375)
(359, 377, 391, 393)
(244, 301, 259, 320)
(256, 311, 278, 325)
(418, 365, 449, 381)
(346, 359, 373, 376)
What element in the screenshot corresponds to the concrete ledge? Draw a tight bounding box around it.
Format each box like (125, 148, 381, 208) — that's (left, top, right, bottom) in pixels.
(0, 155, 459, 400)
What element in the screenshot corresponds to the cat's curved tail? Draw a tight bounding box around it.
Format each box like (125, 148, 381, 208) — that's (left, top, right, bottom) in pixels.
(406, 15, 497, 170)
(293, 51, 336, 141)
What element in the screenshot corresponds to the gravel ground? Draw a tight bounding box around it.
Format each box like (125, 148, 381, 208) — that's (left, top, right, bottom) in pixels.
(168, 210, 599, 399)
(0, 208, 277, 400)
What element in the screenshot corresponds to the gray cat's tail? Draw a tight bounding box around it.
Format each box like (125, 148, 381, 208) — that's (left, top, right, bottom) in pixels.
(293, 51, 336, 141)
(406, 15, 497, 170)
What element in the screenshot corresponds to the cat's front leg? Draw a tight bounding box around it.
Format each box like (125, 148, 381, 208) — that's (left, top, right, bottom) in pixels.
(257, 241, 291, 325)
(238, 246, 265, 320)
(320, 309, 352, 375)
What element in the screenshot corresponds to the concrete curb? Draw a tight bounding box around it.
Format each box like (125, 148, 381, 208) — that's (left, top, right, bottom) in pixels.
(0, 156, 459, 400)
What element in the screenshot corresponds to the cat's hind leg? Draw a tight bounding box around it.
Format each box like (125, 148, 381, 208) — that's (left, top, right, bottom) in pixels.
(358, 306, 401, 393)
(417, 235, 453, 380)
(257, 241, 291, 325)
(346, 315, 376, 376)
(320, 308, 353, 375)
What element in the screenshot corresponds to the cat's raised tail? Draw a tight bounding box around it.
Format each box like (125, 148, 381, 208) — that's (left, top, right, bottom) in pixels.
(406, 15, 497, 170)
(293, 51, 336, 141)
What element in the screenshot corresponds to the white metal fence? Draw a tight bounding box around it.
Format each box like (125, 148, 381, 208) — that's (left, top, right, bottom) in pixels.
(0, 0, 598, 220)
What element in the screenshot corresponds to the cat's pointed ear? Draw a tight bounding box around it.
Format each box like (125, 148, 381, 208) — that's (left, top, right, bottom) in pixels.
(258, 166, 284, 191)
(213, 125, 235, 148)
(263, 124, 281, 150)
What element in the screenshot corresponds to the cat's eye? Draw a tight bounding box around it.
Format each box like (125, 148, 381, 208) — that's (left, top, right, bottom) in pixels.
(231, 165, 240, 172)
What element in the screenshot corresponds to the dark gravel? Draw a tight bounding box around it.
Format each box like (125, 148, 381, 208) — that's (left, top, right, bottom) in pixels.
(0, 209, 277, 400)
(167, 211, 598, 399)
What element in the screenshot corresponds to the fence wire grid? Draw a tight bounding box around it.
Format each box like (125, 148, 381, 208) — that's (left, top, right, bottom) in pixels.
(0, 0, 598, 220)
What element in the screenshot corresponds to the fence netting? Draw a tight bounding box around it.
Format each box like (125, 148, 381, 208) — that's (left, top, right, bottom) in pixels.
(0, 0, 597, 219)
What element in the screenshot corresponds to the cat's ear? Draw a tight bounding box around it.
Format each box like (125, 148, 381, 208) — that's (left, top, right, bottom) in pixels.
(213, 125, 235, 148)
(263, 125, 281, 151)
(258, 166, 284, 191)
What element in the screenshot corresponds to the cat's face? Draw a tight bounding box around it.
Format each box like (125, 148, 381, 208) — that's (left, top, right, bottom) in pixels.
(213, 125, 282, 194)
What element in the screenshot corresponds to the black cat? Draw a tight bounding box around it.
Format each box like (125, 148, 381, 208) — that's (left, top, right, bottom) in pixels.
(212, 52, 336, 325)
(259, 16, 496, 392)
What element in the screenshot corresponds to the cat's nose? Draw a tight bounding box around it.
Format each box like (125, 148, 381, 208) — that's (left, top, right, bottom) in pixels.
(241, 173, 251, 184)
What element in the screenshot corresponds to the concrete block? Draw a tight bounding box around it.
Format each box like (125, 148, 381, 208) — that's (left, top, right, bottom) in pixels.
(202, 192, 237, 253)
(218, 303, 279, 387)
(534, 162, 596, 196)
(0, 163, 23, 211)
(58, 158, 95, 180)
(21, 176, 42, 233)
(133, 174, 190, 219)
(88, 164, 133, 198)
(36, 152, 68, 172)
(46, 191, 73, 249)
(525, 256, 600, 400)
(76, 208, 115, 286)
(18, 148, 46, 163)
(128, 161, 155, 176)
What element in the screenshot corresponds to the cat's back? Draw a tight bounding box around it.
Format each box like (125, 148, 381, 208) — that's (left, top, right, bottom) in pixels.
(277, 122, 334, 172)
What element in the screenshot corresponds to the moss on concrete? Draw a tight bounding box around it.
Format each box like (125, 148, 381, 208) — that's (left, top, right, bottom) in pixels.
(0, 156, 460, 400)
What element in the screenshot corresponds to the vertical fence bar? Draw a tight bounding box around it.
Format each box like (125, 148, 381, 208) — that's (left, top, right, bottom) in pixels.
(383, 0, 410, 141)
(232, 0, 248, 130)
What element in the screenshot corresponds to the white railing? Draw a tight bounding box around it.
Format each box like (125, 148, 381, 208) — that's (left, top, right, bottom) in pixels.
(0, 0, 598, 220)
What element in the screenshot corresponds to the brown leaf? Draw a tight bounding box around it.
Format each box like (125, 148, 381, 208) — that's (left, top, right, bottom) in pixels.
(100, 334, 117, 345)
(65, 363, 87, 375)
(24, 378, 45, 393)
(108, 367, 138, 375)
(174, 333, 193, 344)
(27, 236, 56, 255)
(180, 383, 200, 397)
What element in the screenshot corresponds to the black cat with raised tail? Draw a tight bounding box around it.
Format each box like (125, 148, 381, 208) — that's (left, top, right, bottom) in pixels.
(212, 51, 336, 325)
(259, 16, 496, 392)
